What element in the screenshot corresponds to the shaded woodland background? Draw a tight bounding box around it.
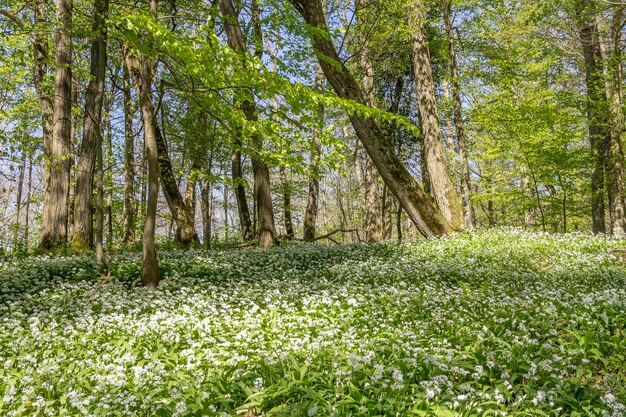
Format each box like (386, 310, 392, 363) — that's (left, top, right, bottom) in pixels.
(0, 0, 625, 282)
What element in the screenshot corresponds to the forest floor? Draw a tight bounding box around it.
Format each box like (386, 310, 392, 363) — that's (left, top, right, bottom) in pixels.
(1, 228, 625, 417)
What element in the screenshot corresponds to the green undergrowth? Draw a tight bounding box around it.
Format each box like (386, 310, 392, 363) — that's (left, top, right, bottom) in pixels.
(1, 228, 625, 416)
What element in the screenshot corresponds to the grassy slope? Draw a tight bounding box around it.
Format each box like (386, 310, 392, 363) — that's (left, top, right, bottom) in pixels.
(0, 229, 625, 416)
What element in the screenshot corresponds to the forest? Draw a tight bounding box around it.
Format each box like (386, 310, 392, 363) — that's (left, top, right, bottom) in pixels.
(0, 0, 626, 415)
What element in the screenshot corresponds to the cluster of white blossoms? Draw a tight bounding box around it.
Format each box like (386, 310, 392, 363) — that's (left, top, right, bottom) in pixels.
(0, 228, 625, 416)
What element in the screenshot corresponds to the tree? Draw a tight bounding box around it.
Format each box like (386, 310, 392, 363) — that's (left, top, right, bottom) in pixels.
(123, 0, 161, 287)
(73, 0, 109, 250)
(40, 0, 73, 250)
(289, 0, 453, 237)
(303, 65, 324, 242)
(408, 0, 463, 230)
(576, 0, 609, 234)
(355, 0, 383, 242)
(218, 0, 277, 247)
(603, 3, 626, 236)
(121, 54, 136, 244)
(443, 0, 475, 228)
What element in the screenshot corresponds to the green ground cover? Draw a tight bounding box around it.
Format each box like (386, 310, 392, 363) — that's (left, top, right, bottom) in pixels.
(1, 229, 625, 416)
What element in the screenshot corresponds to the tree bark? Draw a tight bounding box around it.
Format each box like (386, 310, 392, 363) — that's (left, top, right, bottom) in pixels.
(72, 0, 108, 250)
(356, 0, 383, 242)
(218, 0, 277, 248)
(40, 0, 73, 250)
(289, 0, 453, 237)
(122, 54, 136, 244)
(577, 0, 608, 234)
(443, 1, 475, 228)
(125, 43, 161, 288)
(409, 0, 463, 230)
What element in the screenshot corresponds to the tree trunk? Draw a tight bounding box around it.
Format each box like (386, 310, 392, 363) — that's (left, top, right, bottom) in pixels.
(95, 101, 107, 275)
(200, 181, 212, 249)
(289, 0, 452, 237)
(577, 0, 608, 234)
(382, 185, 393, 240)
(24, 157, 32, 248)
(105, 107, 114, 245)
(231, 146, 254, 240)
(279, 166, 294, 238)
(223, 161, 229, 240)
(382, 77, 404, 240)
(605, 4, 626, 236)
(73, 0, 109, 250)
(201, 145, 214, 249)
(356, 0, 383, 242)
(409, 0, 463, 230)
(122, 54, 136, 244)
(13, 148, 26, 250)
(40, 0, 73, 250)
(443, 1, 475, 228)
(396, 202, 403, 242)
(303, 65, 324, 241)
(125, 44, 161, 288)
(155, 124, 199, 246)
(72, 0, 108, 250)
(184, 165, 198, 229)
(31, 0, 54, 228)
(218, 0, 277, 248)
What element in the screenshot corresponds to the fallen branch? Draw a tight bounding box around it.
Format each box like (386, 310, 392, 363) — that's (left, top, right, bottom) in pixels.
(313, 228, 357, 242)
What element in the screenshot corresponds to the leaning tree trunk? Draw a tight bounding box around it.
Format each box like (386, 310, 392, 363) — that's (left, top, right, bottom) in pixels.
(40, 0, 73, 250)
(577, 0, 609, 234)
(122, 54, 136, 244)
(154, 125, 199, 246)
(125, 44, 161, 288)
(289, 0, 452, 237)
(356, 0, 383, 242)
(72, 0, 109, 250)
(409, 0, 463, 230)
(444, 0, 475, 228)
(218, 0, 277, 248)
